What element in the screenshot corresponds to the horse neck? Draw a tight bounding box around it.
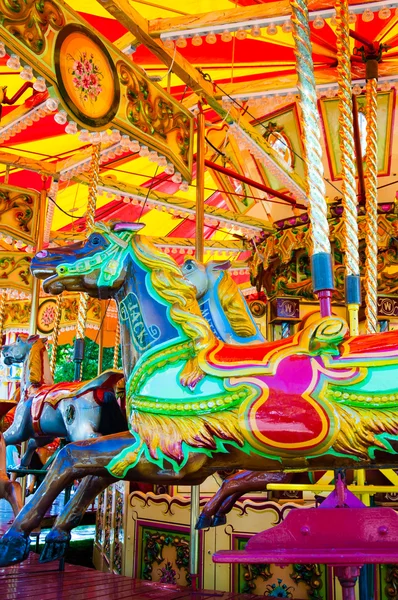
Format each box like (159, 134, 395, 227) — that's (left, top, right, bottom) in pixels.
(22, 343, 53, 394)
(114, 257, 182, 382)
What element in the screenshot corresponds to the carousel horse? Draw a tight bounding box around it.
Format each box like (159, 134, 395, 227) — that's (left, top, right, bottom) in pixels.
(3, 220, 398, 566)
(1, 334, 127, 467)
(0, 432, 22, 517)
(182, 258, 264, 344)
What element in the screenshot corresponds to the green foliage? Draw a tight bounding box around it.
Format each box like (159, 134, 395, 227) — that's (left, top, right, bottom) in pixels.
(53, 337, 121, 383)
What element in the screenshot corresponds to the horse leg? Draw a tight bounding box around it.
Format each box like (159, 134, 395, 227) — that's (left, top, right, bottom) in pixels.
(20, 437, 53, 468)
(0, 470, 23, 517)
(197, 471, 292, 529)
(0, 431, 135, 566)
(211, 492, 242, 527)
(40, 474, 115, 563)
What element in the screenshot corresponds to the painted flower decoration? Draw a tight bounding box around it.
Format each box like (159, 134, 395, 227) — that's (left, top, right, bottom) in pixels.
(41, 304, 56, 327)
(70, 52, 103, 103)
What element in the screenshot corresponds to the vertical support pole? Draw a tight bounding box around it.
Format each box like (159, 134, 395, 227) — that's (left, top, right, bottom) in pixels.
(281, 322, 291, 338)
(335, 566, 361, 600)
(97, 302, 106, 376)
(195, 109, 205, 263)
(189, 107, 205, 588)
(290, 0, 334, 317)
(379, 319, 388, 332)
(336, 0, 360, 336)
(4, 166, 9, 185)
(189, 484, 200, 589)
(73, 143, 101, 380)
(364, 66, 379, 335)
(0, 291, 7, 351)
(29, 176, 47, 336)
(49, 294, 63, 378)
(113, 321, 121, 370)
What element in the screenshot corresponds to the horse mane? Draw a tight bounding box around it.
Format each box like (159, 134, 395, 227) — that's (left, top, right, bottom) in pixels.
(27, 339, 53, 386)
(132, 236, 215, 354)
(217, 272, 258, 338)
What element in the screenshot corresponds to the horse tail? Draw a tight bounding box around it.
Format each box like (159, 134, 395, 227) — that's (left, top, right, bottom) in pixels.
(98, 391, 128, 435)
(0, 432, 6, 472)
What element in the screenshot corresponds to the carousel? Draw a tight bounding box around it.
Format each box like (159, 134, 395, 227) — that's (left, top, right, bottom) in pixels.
(2, 0, 398, 598)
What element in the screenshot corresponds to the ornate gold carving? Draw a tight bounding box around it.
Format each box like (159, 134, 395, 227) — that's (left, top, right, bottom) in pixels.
(117, 61, 191, 164)
(0, 0, 65, 55)
(0, 253, 31, 291)
(0, 185, 39, 244)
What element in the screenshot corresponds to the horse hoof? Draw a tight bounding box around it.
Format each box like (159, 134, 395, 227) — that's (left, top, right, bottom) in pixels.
(195, 514, 213, 530)
(211, 514, 227, 527)
(0, 531, 30, 566)
(40, 531, 71, 563)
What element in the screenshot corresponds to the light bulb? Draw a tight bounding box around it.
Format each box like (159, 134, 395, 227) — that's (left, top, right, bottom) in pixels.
(158, 156, 167, 167)
(221, 30, 232, 42)
(348, 12, 357, 23)
(380, 81, 392, 91)
(65, 121, 77, 135)
(236, 28, 247, 40)
(379, 6, 391, 19)
(266, 23, 278, 35)
(79, 129, 90, 142)
(352, 84, 362, 95)
(120, 134, 130, 149)
(250, 25, 261, 37)
(139, 145, 149, 157)
(176, 36, 187, 48)
(33, 77, 47, 92)
(171, 172, 182, 184)
(129, 140, 140, 152)
(179, 181, 189, 192)
(100, 131, 111, 143)
(91, 131, 101, 143)
(330, 14, 338, 26)
(45, 97, 58, 111)
(149, 150, 158, 162)
(110, 129, 121, 143)
(20, 65, 33, 81)
(282, 20, 293, 33)
(313, 15, 325, 29)
(0, 43, 6, 58)
(163, 38, 174, 50)
(165, 162, 175, 175)
(326, 87, 335, 98)
(205, 32, 217, 44)
(362, 9, 374, 22)
(192, 34, 203, 46)
(54, 110, 67, 125)
(6, 54, 20, 70)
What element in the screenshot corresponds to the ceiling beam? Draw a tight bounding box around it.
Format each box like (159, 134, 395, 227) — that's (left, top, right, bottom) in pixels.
(0, 151, 57, 177)
(96, 0, 307, 202)
(145, 0, 379, 36)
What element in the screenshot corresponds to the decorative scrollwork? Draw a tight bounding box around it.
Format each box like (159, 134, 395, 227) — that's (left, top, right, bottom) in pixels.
(385, 565, 398, 599)
(241, 563, 272, 594)
(0, 254, 31, 290)
(142, 529, 191, 585)
(117, 61, 191, 164)
(0, 190, 34, 235)
(290, 563, 323, 599)
(0, 0, 65, 55)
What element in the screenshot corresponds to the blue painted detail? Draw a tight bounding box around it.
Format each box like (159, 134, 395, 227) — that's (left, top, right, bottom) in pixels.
(119, 292, 160, 352)
(311, 252, 334, 292)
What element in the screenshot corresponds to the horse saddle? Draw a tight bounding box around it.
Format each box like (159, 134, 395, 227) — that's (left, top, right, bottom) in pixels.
(30, 370, 124, 434)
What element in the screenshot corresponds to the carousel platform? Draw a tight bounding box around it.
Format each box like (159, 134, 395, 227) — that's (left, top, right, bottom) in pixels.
(0, 553, 260, 600)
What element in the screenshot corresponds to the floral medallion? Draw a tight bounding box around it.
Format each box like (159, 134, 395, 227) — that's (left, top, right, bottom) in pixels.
(54, 24, 120, 128)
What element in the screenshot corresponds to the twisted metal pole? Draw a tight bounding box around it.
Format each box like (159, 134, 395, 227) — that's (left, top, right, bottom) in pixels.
(113, 321, 121, 370)
(290, 0, 334, 316)
(0, 291, 7, 352)
(364, 76, 379, 334)
(336, 0, 360, 336)
(74, 143, 101, 380)
(49, 294, 63, 377)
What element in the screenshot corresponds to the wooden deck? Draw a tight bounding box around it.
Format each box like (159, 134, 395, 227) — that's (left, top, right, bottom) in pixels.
(0, 553, 260, 600)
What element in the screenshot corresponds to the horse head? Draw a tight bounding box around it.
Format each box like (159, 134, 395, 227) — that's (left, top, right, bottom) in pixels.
(31, 222, 144, 298)
(182, 258, 231, 300)
(2, 335, 40, 366)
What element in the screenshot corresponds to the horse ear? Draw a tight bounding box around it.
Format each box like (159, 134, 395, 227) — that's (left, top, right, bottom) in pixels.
(209, 260, 231, 271)
(113, 222, 145, 233)
(27, 334, 40, 344)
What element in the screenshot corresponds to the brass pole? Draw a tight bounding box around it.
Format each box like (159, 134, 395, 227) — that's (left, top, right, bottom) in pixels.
(0, 291, 7, 351)
(74, 143, 101, 380)
(97, 302, 106, 376)
(29, 176, 47, 336)
(49, 294, 63, 377)
(195, 110, 205, 263)
(190, 108, 205, 588)
(113, 321, 121, 370)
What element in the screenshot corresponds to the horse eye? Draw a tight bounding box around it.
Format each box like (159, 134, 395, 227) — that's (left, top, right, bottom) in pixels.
(185, 264, 192, 271)
(91, 236, 100, 245)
